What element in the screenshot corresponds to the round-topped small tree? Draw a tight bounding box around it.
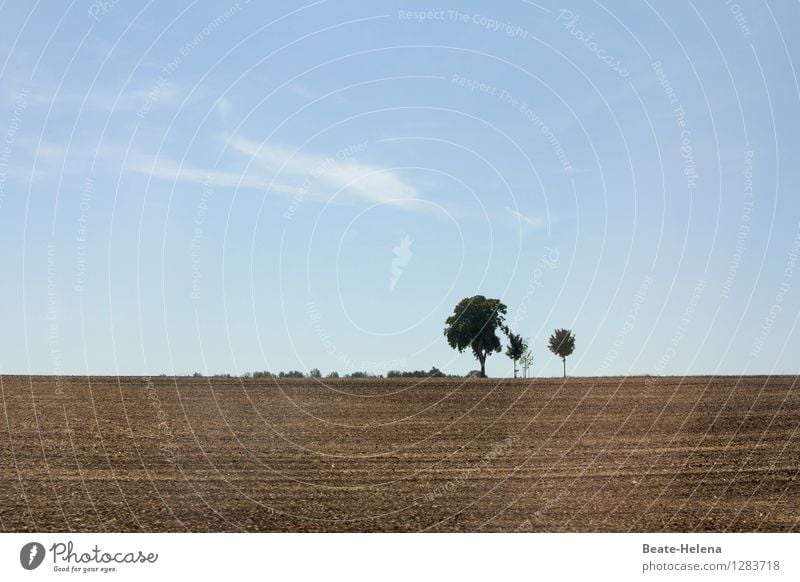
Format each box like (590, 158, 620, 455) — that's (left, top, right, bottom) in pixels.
(548, 328, 576, 378)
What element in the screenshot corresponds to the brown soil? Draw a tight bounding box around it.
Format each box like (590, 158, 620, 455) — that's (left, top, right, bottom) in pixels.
(1, 375, 798, 532)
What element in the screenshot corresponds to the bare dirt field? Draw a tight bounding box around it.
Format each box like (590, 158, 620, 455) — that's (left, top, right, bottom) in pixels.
(0, 375, 797, 532)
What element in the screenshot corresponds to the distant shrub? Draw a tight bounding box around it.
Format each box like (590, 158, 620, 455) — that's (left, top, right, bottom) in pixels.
(326, 371, 340, 378)
(309, 368, 322, 378)
(252, 371, 274, 378)
(279, 370, 304, 378)
(387, 367, 447, 378)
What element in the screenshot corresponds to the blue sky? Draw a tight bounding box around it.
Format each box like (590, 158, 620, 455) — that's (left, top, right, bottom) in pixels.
(0, 1, 798, 377)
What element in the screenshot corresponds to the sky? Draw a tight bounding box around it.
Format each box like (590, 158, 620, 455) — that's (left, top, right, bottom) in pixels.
(0, 0, 798, 378)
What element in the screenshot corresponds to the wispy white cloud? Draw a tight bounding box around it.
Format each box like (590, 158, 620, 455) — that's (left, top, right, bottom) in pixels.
(287, 83, 318, 100)
(124, 136, 424, 211)
(126, 156, 301, 194)
(23, 83, 183, 113)
(228, 136, 420, 208)
(215, 96, 231, 123)
(287, 83, 349, 105)
(34, 143, 67, 160)
(505, 206, 546, 230)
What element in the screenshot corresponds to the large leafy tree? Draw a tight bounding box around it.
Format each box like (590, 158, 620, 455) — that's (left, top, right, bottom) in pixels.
(502, 326, 527, 378)
(548, 328, 576, 378)
(444, 296, 507, 378)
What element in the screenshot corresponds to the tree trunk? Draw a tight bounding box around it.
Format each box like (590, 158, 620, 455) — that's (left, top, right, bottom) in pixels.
(513, 359, 518, 378)
(479, 352, 486, 378)
(562, 356, 566, 378)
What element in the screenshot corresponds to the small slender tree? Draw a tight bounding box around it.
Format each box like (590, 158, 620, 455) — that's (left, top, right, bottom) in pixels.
(548, 328, 575, 378)
(520, 349, 534, 378)
(502, 326, 527, 378)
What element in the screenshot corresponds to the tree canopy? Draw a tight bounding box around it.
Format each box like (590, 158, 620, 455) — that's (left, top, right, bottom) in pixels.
(444, 295, 507, 377)
(502, 326, 527, 378)
(548, 328, 576, 377)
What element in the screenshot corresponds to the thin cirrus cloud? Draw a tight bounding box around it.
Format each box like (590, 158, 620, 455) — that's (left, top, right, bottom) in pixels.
(126, 156, 301, 194)
(19, 85, 183, 113)
(505, 206, 546, 230)
(227, 135, 422, 209)
(125, 136, 424, 210)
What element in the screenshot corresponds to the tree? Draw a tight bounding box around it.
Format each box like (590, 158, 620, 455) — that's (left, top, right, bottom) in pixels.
(548, 328, 576, 378)
(520, 349, 534, 378)
(309, 368, 322, 378)
(444, 295, 507, 378)
(502, 326, 527, 378)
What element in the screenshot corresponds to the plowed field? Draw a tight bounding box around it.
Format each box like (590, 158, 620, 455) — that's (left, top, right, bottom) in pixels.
(1, 375, 797, 532)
